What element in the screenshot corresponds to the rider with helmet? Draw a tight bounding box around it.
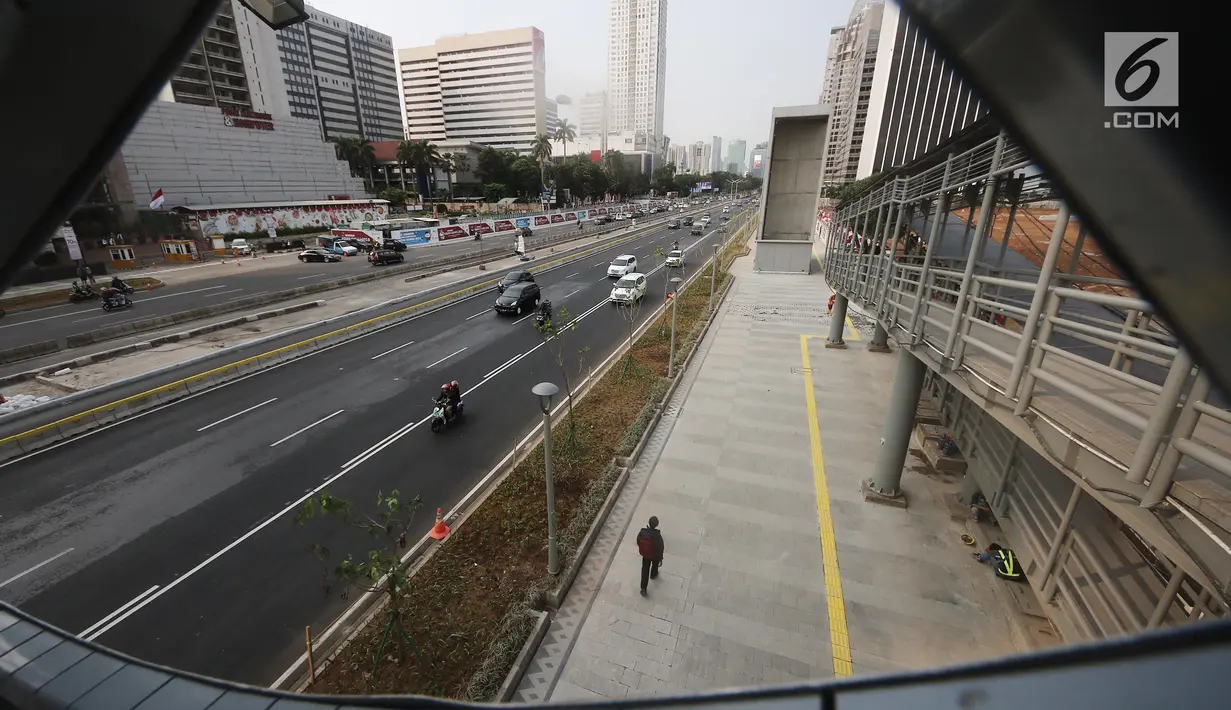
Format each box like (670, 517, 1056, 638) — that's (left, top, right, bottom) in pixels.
(436, 381, 463, 421)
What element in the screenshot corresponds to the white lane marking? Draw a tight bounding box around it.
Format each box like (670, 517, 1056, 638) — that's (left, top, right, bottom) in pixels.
(594, 261, 605, 267)
(203, 288, 245, 298)
(484, 353, 525, 379)
(297, 273, 331, 280)
(512, 311, 537, 325)
(566, 289, 581, 298)
(196, 398, 278, 432)
(227, 290, 268, 302)
(83, 410, 436, 641)
(269, 409, 345, 447)
(0, 548, 75, 589)
(465, 309, 489, 321)
(371, 340, 416, 360)
(564, 272, 579, 279)
(426, 346, 467, 369)
(80, 585, 159, 639)
(131, 284, 232, 303)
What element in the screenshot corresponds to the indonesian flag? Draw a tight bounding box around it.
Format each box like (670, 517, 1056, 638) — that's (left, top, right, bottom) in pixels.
(149, 189, 165, 210)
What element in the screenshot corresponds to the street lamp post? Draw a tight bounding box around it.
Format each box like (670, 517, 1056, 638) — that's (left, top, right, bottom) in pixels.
(532, 382, 561, 575)
(668, 276, 683, 378)
(709, 244, 721, 311)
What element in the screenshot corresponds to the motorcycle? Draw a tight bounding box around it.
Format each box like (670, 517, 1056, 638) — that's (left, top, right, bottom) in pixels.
(430, 398, 464, 433)
(534, 300, 553, 327)
(110, 280, 135, 295)
(100, 288, 133, 311)
(69, 286, 98, 303)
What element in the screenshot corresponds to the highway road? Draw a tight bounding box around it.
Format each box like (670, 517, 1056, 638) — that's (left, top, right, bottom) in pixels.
(0, 204, 742, 685)
(0, 217, 630, 351)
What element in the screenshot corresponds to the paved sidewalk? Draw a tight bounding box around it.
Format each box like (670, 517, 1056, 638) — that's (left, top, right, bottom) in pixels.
(514, 242, 1028, 702)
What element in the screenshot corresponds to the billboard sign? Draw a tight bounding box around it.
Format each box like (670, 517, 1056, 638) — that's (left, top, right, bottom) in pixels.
(514, 217, 531, 229)
(550, 213, 564, 223)
(698, 181, 713, 191)
(753, 154, 763, 169)
(564, 212, 576, 221)
(534, 215, 550, 226)
(493, 219, 516, 233)
(395, 229, 433, 246)
(468, 222, 494, 237)
(60, 224, 82, 261)
(437, 225, 468, 241)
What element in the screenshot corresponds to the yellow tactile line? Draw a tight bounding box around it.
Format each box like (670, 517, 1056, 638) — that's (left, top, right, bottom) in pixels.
(800, 334, 852, 677)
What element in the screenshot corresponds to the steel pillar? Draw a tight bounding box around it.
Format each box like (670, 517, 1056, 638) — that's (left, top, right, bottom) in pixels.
(868, 322, 890, 353)
(862, 350, 926, 507)
(826, 294, 849, 349)
(1006, 204, 1071, 397)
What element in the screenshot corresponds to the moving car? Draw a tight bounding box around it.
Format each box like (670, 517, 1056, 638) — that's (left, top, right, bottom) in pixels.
(369, 248, 404, 265)
(497, 269, 535, 293)
(614, 213, 627, 221)
(607, 255, 638, 278)
(493, 282, 541, 315)
(683, 216, 694, 226)
(327, 242, 360, 256)
(380, 238, 407, 251)
(690, 226, 703, 236)
(668, 219, 681, 229)
(298, 248, 342, 263)
(610, 273, 648, 304)
(666, 250, 685, 267)
(517, 226, 534, 237)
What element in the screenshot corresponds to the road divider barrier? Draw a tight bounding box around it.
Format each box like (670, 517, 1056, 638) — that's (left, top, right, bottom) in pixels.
(0, 210, 713, 463)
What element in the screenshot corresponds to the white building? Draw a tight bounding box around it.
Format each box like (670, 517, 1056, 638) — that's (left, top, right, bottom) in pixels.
(607, 0, 668, 142)
(546, 97, 559, 137)
(711, 136, 723, 173)
(668, 144, 688, 172)
(725, 138, 747, 175)
(579, 91, 608, 136)
(399, 27, 548, 153)
(274, 4, 403, 142)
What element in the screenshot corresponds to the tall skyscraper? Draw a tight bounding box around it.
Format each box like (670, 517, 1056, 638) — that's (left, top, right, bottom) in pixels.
(545, 98, 559, 137)
(399, 27, 548, 153)
(689, 141, 711, 175)
(579, 91, 609, 136)
(710, 136, 723, 173)
(607, 0, 668, 141)
(165, 0, 289, 115)
(667, 144, 688, 172)
(748, 142, 767, 178)
(726, 138, 747, 174)
(276, 4, 403, 142)
(820, 0, 986, 183)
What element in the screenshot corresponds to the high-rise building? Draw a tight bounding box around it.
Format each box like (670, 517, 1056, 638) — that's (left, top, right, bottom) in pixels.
(579, 91, 608, 136)
(710, 136, 723, 173)
(820, 0, 986, 183)
(726, 138, 746, 174)
(668, 144, 688, 172)
(607, 0, 668, 141)
(748, 142, 767, 178)
(399, 27, 548, 153)
(275, 4, 403, 142)
(546, 98, 559, 137)
(689, 141, 710, 175)
(818, 26, 844, 107)
(164, 0, 289, 116)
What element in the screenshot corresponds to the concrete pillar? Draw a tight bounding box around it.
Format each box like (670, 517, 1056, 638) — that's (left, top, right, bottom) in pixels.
(868, 322, 890, 353)
(826, 293, 849, 349)
(862, 350, 926, 507)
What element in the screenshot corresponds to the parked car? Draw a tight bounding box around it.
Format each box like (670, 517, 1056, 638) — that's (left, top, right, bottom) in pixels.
(298, 248, 342, 263)
(607, 255, 638, 278)
(666, 250, 685, 267)
(497, 269, 535, 293)
(668, 219, 681, 229)
(609, 273, 647, 305)
(344, 238, 373, 252)
(614, 213, 627, 221)
(369, 249, 404, 266)
(493, 282, 541, 315)
(230, 238, 252, 256)
(593, 216, 611, 225)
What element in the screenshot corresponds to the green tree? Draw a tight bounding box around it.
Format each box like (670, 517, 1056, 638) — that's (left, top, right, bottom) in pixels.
(534, 305, 579, 440)
(553, 119, 577, 160)
(377, 187, 409, 210)
(483, 182, 509, 203)
(475, 147, 516, 188)
(401, 140, 444, 199)
(531, 134, 553, 202)
(446, 151, 472, 200)
(652, 162, 677, 194)
(512, 156, 543, 199)
(295, 489, 425, 680)
(395, 140, 416, 192)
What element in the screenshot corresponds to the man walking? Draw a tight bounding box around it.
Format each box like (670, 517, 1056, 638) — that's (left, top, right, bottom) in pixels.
(635, 516, 664, 596)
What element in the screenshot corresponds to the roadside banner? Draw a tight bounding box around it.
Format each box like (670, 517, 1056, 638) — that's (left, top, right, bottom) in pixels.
(534, 215, 549, 226)
(550, 213, 564, 224)
(468, 222, 494, 237)
(396, 229, 433, 246)
(493, 219, 516, 233)
(514, 217, 531, 229)
(437, 225, 468, 241)
(564, 212, 577, 221)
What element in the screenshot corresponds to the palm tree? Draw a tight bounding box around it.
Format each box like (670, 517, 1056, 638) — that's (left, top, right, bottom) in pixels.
(531, 134, 553, 203)
(447, 152, 471, 201)
(330, 137, 360, 176)
(553, 119, 577, 161)
(357, 138, 376, 188)
(395, 139, 416, 191)
(402, 140, 443, 199)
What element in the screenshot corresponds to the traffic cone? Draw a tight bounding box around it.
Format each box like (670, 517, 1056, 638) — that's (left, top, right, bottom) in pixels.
(429, 508, 449, 540)
(236, 260, 242, 266)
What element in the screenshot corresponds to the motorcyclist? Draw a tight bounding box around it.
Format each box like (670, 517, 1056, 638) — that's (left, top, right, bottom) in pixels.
(672, 239, 680, 251)
(436, 384, 454, 421)
(70, 281, 92, 297)
(537, 299, 553, 322)
(448, 380, 462, 412)
(110, 275, 129, 292)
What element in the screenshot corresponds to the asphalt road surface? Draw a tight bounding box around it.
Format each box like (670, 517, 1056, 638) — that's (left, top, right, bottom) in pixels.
(0, 218, 629, 351)
(0, 206, 743, 685)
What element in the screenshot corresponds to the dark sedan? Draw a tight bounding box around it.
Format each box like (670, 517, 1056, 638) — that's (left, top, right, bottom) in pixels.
(497, 269, 535, 293)
(493, 282, 541, 315)
(298, 248, 342, 263)
(369, 249, 404, 265)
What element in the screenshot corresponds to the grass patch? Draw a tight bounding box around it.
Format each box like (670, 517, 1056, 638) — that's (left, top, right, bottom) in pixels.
(305, 219, 754, 699)
(0, 278, 162, 312)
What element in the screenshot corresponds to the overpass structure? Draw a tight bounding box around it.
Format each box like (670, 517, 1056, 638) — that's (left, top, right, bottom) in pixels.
(823, 126, 1231, 641)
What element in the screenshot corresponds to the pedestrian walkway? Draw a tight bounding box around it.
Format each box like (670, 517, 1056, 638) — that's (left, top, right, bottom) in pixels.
(513, 241, 1031, 702)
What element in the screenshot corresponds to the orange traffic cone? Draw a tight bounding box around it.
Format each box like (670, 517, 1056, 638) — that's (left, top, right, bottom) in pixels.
(429, 507, 450, 540)
(236, 260, 242, 266)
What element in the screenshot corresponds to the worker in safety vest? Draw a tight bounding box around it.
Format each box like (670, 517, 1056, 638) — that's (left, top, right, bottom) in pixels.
(974, 543, 1026, 582)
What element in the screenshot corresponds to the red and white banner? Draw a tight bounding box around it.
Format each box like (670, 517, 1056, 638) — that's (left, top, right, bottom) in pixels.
(149, 189, 165, 210)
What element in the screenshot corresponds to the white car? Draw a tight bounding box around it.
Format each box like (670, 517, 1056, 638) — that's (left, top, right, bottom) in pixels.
(610, 273, 647, 304)
(607, 254, 638, 278)
(333, 243, 360, 256)
(230, 238, 252, 256)
(614, 213, 627, 221)
(665, 250, 685, 267)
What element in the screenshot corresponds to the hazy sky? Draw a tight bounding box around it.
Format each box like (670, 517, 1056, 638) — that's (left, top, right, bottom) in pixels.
(308, 0, 851, 149)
